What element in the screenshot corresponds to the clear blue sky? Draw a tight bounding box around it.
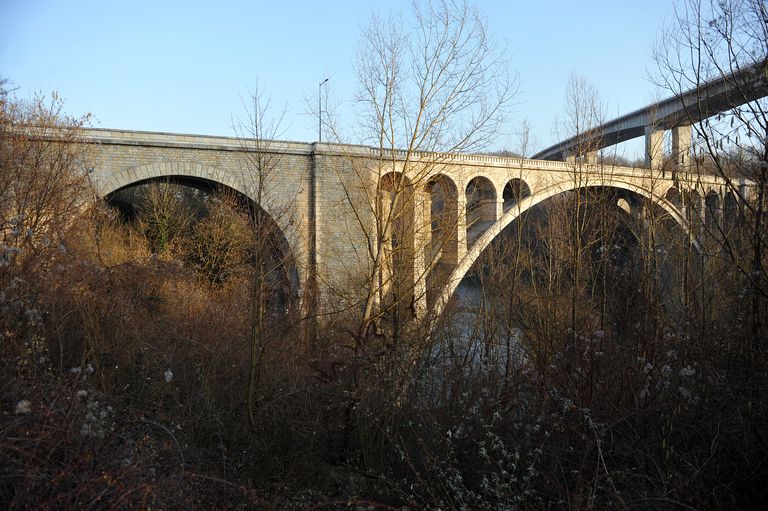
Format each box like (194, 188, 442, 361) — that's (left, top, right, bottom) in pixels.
(1, 0, 676, 156)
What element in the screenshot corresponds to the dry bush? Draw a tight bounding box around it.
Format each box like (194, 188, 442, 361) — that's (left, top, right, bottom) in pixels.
(0, 85, 331, 507)
(362, 188, 768, 510)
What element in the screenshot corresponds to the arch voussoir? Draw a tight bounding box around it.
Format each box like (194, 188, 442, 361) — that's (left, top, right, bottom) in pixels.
(100, 160, 249, 200)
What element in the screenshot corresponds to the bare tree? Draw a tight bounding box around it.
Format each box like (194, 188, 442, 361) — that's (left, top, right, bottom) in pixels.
(300, 1, 520, 471)
(135, 181, 194, 255)
(233, 82, 300, 432)
(187, 193, 253, 284)
(0, 83, 92, 277)
(551, 74, 613, 335)
(325, 0, 518, 342)
(514, 118, 537, 159)
(653, 0, 768, 338)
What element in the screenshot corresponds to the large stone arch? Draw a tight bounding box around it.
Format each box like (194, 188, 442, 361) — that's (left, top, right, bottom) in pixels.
(428, 179, 695, 322)
(99, 161, 303, 302)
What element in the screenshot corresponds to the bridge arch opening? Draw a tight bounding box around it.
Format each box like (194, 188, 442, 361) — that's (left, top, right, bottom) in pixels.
(432, 186, 670, 346)
(106, 176, 301, 316)
(503, 178, 532, 212)
(424, 175, 459, 307)
(665, 186, 682, 209)
(685, 189, 702, 237)
(466, 176, 497, 246)
(378, 172, 416, 317)
(108, 175, 224, 220)
(426, 174, 459, 265)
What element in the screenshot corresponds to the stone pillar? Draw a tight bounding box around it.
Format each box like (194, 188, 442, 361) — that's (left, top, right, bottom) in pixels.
(645, 126, 664, 170)
(586, 151, 598, 164)
(671, 125, 691, 170)
(456, 190, 467, 262)
(412, 190, 429, 319)
(495, 196, 504, 222)
(379, 191, 393, 299)
(478, 197, 497, 223)
(617, 197, 632, 214)
(629, 199, 651, 250)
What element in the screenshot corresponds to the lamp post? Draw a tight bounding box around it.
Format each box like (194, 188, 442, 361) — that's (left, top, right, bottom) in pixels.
(319, 78, 329, 142)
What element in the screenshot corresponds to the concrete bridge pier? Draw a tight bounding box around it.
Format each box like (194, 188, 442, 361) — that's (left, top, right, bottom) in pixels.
(562, 150, 598, 164)
(672, 125, 692, 169)
(562, 149, 597, 163)
(645, 126, 665, 170)
(645, 124, 693, 175)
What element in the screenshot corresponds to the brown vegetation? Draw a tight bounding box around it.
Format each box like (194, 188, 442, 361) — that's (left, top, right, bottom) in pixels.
(2, 0, 768, 508)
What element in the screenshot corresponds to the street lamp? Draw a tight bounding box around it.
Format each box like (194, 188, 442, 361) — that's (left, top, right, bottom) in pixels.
(319, 78, 329, 142)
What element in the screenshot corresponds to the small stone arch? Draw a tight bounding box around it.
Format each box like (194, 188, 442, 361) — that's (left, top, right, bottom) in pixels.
(503, 178, 532, 212)
(685, 189, 702, 235)
(379, 172, 416, 314)
(665, 186, 682, 209)
(616, 197, 633, 214)
(724, 191, 739, 232)
(465, 176, 497, 245)
(425, 174, 459, 266)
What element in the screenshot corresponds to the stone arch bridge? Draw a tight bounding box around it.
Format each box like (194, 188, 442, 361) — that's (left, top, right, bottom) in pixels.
(82, 128, 745, 322)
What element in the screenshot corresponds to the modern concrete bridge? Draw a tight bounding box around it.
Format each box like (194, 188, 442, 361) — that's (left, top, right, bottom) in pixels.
(82, 127, 745, 322)
(533, 62, 768, 170)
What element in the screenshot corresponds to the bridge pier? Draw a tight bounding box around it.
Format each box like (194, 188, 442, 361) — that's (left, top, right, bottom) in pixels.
(646, 124, 692, 174)
(645, 126, 664, 170)
(495, 196, 504, 223)
(456, 192, 468, 261)
(413, 189, 430, 319)
(672, 125, 692, 171)
(562, 150, 598, 164)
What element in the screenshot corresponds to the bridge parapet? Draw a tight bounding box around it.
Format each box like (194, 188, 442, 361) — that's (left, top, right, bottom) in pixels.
(80, 127, 316, 154)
